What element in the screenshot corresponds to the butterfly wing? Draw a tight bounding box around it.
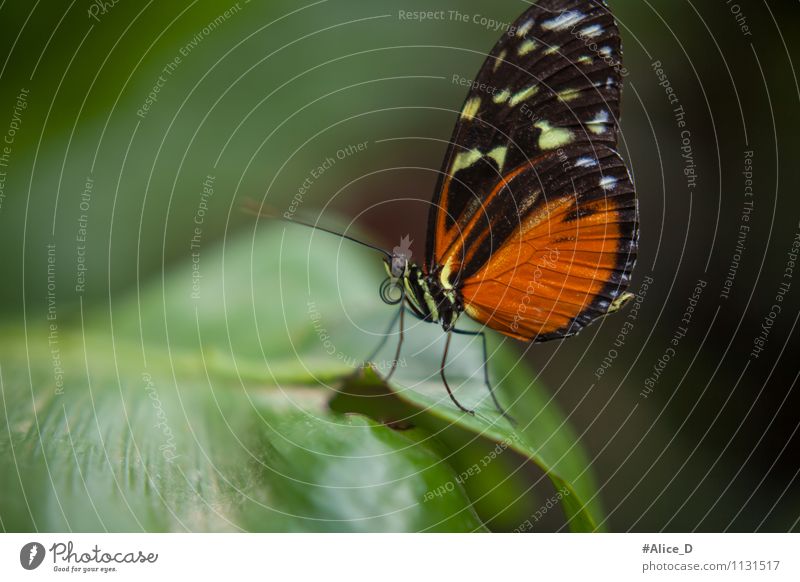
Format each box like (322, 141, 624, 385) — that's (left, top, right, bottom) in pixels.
(458, 143, 637, 341)
(424, 0, 636, 341)
(426, 0, 627, 278)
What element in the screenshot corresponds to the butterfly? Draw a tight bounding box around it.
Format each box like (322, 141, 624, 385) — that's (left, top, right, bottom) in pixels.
(266, 0, 638, 420)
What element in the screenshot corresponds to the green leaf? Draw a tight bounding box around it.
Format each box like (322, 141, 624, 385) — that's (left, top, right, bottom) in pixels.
(0, 330, 484, 532)
(331, 366, 601, 532)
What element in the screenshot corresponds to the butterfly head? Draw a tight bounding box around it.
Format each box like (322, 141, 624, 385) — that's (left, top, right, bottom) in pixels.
(381, 236, 462, 332)
(381, 235, 423, 309)
(389, 235, 414, 278)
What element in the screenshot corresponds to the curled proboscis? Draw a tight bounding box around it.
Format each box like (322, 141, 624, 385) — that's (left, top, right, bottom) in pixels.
(379, 277, 403, 305)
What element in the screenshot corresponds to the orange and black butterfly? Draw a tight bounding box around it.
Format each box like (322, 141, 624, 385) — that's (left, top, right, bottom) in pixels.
(270, 0, 637, 419)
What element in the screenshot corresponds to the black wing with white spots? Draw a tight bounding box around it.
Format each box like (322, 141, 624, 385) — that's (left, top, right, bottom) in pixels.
(426, 0, 627, 275)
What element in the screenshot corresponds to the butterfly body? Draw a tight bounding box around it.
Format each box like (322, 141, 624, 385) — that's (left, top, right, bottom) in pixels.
(384, 259, 462, 332)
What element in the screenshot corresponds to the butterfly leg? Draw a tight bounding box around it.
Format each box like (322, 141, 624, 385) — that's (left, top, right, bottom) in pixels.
(385, 303, 405, 381)
(441, 332, 475, 416)
(364, 307, 401, 366)
(451, 328, 516, 425)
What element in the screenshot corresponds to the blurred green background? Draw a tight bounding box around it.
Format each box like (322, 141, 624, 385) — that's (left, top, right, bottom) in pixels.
(0, 0, 798, 532)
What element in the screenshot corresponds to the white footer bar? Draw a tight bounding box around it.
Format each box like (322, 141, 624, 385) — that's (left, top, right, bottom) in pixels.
(1, 533, 796, 580)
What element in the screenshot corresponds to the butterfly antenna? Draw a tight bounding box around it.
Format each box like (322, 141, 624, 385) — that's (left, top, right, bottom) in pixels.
(242, 199, 392, 260)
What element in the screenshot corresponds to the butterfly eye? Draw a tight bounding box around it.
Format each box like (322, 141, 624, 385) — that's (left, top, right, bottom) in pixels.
(379, 277, 403, 305)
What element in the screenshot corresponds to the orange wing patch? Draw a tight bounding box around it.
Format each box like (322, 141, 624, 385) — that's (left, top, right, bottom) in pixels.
(460, 159, 636, 342)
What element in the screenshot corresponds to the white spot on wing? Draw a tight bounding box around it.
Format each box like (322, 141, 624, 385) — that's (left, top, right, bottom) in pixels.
(493, 88, 511, 104)
(486, 145, 508, 172)
(599, 175, 618, 190)
(587, 110, 610, 135)
(574, 156, 598, 168)
(516, 18, 534, 37)
(493, 49, 507, 72)
(460, 97, 481, 121)
(541, 11, 586, 31)
(592, 110, 610, 123)
(451, 149, 483, 174)
(508, 84, 538, 107)
(558, 87, 581, 102)
(517, 39, 537, 56)
(579, 24, 603, 38)
(534, 121, 574, 149)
